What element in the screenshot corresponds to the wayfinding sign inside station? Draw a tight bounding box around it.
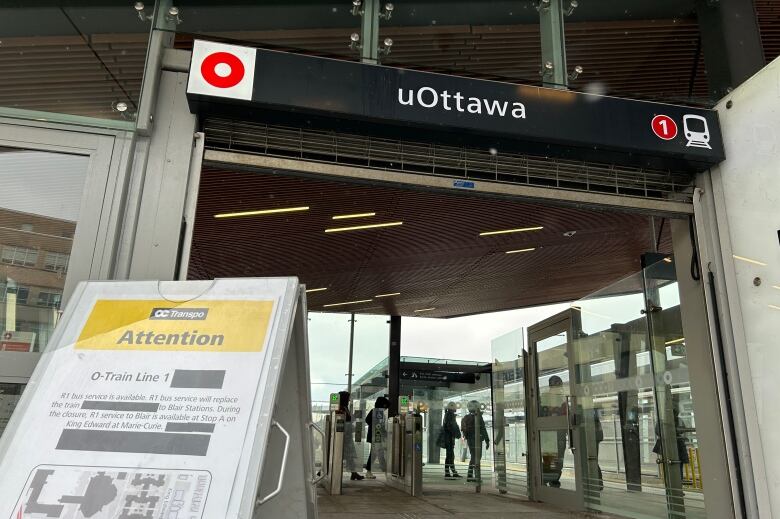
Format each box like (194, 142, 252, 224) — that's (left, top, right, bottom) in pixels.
(0, 278, 311, 519)
(187, 40, 725, 172)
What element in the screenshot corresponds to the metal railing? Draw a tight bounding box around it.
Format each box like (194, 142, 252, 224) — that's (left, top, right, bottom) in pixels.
(204, 118, 695, 202)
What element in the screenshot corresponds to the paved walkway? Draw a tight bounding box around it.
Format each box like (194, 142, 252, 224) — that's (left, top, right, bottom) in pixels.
(317, 479, 616, 518)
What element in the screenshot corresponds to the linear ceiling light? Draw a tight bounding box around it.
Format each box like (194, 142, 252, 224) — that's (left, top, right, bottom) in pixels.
(480, 226, 543, 236)
(325, 221, 403, 233)
(773, 285, 780, 291)
(665, 337, 685, 345)
(505, 247, 536, 254)
(732, 254, 767, 266)
(323, 299, 373, 307)
(770, 304, 780, 311)
(215, 206, 310, 219)
(414, 307, 436, 313)
(332, 212, 376, 220)
(375, 292, 401, 298)
(305, 287, 328, 293)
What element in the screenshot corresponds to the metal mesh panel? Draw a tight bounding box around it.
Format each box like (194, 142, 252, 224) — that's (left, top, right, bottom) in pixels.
(203, 118, 694, 202)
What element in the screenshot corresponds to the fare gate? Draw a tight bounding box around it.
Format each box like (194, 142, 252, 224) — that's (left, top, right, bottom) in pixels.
(385, 399, 423, 497)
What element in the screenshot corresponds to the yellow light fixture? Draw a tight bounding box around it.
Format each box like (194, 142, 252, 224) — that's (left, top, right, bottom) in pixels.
(323, 299, 373, 308)
(375, 292, 401, 298)
(732, 254, 767, 266)
(332, 212, 376, 220)
(665, 337, 685, 345)
(325, 221, 403, 233)
(772, 285, 780, 291)
(305, 287, 328, 293)
(770, 304, 780, 311)
(663, 257, 673, 263)
(505, 247, 536, 254)
(479, 226, 543, 236)
(414, 307, 436, 313)
(215, 206, 309, 219)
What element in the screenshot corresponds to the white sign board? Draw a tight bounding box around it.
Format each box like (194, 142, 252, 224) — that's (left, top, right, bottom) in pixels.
(0, 278, 308, 519)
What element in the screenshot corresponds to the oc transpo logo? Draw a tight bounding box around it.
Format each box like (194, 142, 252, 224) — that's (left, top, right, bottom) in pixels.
(187, 40, 256, 101)
(149, 307, 209, 320)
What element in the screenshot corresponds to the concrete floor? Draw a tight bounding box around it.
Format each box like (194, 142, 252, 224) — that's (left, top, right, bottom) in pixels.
(317, 479, 615, 518)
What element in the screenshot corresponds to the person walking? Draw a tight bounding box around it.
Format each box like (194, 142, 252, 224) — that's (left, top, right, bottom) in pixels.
(461, 400, 490, 483)
(365, 396, 389, 479)
(337, 391, 364, 481)
(437, 402, 462, 479)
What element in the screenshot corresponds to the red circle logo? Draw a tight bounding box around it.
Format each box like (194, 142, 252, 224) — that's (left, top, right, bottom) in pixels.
(201, 52, 245, 89)
(651, 115, 678, 140)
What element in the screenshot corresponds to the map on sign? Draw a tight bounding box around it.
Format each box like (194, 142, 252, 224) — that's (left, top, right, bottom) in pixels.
(12, 465, 210, 519)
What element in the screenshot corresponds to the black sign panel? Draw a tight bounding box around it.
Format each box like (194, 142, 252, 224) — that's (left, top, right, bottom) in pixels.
(187, 41, 725, 172)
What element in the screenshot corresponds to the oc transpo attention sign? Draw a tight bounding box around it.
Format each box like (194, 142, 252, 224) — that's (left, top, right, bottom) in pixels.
(186, 40, 725, 171)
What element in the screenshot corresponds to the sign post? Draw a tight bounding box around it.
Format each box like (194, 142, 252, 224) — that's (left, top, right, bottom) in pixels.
(0, 278, 316, 519)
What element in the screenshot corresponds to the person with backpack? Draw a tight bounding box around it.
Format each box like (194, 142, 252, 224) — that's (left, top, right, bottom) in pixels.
(436, 401, 462, 479)
(461, 400, 490, 483)
(337, 391, 364, 481)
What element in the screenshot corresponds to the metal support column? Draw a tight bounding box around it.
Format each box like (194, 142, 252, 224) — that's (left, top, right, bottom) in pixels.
(347, 313, 355, 395)
(539, 0, 568, 89)
(388, 315, 401, 417)
(359, 0, 380, 64)
(695, 0, 765, 99)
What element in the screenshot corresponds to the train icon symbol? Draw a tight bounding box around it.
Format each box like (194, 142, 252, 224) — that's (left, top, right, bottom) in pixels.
(683, 114, 712, 149)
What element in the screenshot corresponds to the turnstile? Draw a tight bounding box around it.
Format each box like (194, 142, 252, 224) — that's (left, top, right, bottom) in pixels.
(385, 413, 423, 496)
(318, 411, 345, 495)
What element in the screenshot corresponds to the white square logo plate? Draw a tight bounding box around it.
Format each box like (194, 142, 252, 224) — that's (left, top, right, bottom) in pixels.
(188, 40, 256, 101)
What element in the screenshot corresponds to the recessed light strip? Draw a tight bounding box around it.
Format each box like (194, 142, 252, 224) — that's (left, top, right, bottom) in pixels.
(305, 287, 328, 293)
(375, 292, 401, 298)
(480, 226, 543, 236)
(325, 221, 403, 233)
(414, 307, 436, 313)
(665, 337, 685, 345)
(323, 299, 373, 308)
(332, 212, 377, 220)
(505, 247, 536, 254)
(215, 206, 310, 219)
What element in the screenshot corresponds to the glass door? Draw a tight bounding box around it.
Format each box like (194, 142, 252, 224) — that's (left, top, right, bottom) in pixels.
(527, 311, 584, 510)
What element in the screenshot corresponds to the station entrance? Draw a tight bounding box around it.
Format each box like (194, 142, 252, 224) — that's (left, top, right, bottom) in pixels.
(176, 121, 724, 518)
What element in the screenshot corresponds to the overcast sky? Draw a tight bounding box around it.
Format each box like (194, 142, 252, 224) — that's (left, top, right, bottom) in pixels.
(308, 302, 570, 403)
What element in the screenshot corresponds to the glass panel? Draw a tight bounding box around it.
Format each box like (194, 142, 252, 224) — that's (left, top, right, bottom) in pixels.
(491, 328, 527, 496)
(539, 429, 576, 490)
(0, 3, 150, 120)
(0, 383, 25, 439)
(169, 2, 357, 60)
(643, 259, 706, 519)
(565, 2, 711, 105)
(307, 312, 351, 418)
(536, 331, 570, 417)
(570, 262, 706, 519)
(0, 148, 89, 352)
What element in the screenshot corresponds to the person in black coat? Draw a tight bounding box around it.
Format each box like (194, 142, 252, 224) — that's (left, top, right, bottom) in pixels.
(438, 401, 462, 478)
(365, 396, 389, 478)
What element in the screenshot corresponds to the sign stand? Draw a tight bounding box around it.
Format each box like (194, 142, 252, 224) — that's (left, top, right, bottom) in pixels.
(0, 278, 316, 519)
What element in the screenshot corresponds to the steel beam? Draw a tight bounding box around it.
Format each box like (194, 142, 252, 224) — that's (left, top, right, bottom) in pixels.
(696, 0, 765, 100)
(539, 0, 568, 89)
(388, 315, 401, 416)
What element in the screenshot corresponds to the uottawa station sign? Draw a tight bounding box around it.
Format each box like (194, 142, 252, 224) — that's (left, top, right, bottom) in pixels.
(186, 40, 725, 171)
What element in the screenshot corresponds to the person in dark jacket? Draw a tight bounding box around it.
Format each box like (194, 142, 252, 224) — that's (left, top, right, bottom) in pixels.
(438, 401, 462, 479)
(461, 400, 490, 482)
(365, 396, 389, 478)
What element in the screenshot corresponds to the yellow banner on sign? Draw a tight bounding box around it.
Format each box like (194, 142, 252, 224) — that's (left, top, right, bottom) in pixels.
(75, 299, 274, 352)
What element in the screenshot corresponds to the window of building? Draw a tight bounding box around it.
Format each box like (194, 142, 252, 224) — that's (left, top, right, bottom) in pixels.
(0, 245, 38, 267)
(0, 283, 30, 305)
(43, 252, 70, 273)
(36, 291, 62, 308)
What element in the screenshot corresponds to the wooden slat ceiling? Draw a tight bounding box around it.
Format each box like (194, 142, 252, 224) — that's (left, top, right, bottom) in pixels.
(0, 6, 777, 119)
(187, 166, 673, 318)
